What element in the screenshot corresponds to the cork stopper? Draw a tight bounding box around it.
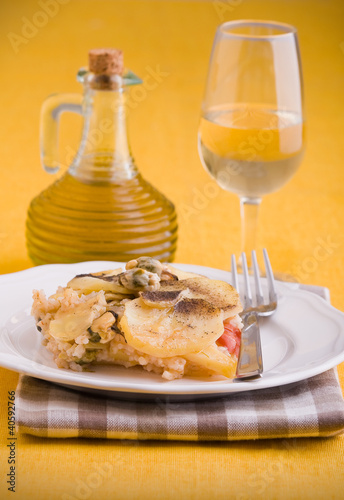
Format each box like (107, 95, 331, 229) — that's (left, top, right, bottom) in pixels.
(89, 48, 124, 75)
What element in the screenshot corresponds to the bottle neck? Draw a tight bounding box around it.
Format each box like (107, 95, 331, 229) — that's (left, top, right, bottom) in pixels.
(70, 86, 137, 182)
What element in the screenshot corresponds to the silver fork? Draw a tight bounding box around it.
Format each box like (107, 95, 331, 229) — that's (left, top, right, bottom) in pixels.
(231, 249, 277, 380)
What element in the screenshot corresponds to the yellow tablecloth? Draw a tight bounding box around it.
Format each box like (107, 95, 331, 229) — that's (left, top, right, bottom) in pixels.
(1, 0, 344, 498)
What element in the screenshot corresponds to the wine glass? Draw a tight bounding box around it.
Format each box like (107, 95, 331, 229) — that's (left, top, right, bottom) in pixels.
(198, 20, 305, 269)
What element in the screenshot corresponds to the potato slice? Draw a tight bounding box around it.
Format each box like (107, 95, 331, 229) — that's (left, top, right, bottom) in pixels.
(49, 294, 106, 341)
(184, 278, 242, 316)
(67, 269, 133, 295)
(165, 265, 204, 280)
(140, 289, 186, 309)
(89, 269, 123, 277)
(185, 344, 237, 379)
(141, 277, 242, 317)
(120, 297, 224, 357)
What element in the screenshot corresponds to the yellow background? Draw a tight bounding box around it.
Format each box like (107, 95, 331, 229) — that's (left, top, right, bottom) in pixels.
(1, 0, 344, 498)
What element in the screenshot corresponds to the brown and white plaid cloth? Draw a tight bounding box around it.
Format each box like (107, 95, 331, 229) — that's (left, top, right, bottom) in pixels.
(16, 284, 344, 441)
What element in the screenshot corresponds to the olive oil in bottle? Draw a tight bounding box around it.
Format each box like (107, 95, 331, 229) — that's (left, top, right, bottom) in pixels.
(27, 49, 178, 264)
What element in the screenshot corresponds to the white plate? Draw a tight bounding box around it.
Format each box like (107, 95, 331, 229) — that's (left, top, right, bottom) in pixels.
(1, 261, 344, 401)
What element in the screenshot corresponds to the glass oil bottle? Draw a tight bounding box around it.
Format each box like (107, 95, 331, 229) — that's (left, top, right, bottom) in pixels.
(26, 48, 178, 264)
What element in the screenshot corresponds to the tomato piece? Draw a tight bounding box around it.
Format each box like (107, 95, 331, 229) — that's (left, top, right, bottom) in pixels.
(217, 332, 236, 353)
(217, 321, 241, 356)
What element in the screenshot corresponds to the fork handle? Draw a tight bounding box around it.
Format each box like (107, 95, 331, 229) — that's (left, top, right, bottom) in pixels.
(236, 312, 263, 380)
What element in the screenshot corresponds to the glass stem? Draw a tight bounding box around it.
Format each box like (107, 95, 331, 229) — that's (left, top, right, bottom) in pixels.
(240, 197, 261, 268)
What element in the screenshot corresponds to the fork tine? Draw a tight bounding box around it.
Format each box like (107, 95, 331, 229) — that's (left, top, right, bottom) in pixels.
(241, 252, 252, 307)
(263, 248, 277, 304)
(231, 254, 239, 291)
(252, 250, 264, 306)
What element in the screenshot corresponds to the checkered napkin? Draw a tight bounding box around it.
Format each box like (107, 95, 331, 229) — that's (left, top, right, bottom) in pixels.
(16, 285, 344, 441)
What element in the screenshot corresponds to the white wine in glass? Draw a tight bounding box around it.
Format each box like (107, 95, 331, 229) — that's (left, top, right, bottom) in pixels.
(198, 21, 305, 268)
